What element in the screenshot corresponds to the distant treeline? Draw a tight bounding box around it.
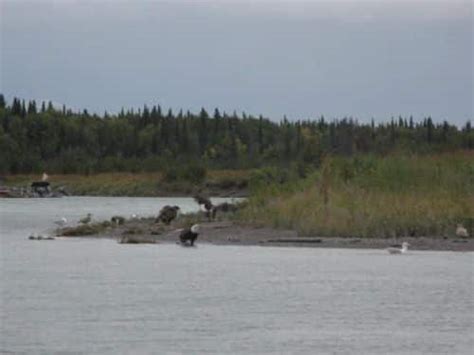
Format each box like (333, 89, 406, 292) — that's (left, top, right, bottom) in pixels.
(0, 94, 472, 174)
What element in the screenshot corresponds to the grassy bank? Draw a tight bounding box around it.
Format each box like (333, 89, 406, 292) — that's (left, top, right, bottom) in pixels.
(239, 152, 474, 238)
(2, 170, 250, 197)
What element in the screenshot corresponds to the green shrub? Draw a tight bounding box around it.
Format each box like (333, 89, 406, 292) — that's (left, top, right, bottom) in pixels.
(162, 164, 207, 183)
(162, 166, 179, 182)
(182, 164, 207, 183)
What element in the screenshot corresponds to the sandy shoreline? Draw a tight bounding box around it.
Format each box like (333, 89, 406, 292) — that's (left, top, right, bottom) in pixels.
(59, 220, 474, 252)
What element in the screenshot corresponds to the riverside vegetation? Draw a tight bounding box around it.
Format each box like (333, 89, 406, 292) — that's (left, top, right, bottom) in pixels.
(53, 152, 474, 241)
(241, 152, 474, 238)
(1, 95, 473, 238)
(3, 169, 249, 196)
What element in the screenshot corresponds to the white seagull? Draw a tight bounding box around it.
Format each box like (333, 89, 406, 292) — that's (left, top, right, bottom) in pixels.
(79, 213, 92, 224)
(54, 217, 68, 227)
(456, 224, 468, 238)
(386, 242, 410, 254)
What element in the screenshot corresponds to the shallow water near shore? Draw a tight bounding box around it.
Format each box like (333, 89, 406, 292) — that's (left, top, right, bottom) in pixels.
(1, 197, 473, 354)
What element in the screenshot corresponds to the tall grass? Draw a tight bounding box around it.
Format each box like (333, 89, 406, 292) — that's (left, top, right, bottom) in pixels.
(239, 152, 474, 238)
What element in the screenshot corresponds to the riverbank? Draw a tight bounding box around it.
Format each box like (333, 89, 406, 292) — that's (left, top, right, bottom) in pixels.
(56, 218, 474, 252)
(2, 170, 250, 197)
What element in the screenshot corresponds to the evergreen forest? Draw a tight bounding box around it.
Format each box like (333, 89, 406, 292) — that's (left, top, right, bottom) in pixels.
(0, 94, 472, 174)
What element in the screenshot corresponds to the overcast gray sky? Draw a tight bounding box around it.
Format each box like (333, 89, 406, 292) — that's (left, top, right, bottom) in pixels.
(1, 0, 472, 124)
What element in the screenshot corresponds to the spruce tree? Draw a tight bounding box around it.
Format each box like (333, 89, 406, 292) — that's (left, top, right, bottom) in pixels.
(427, 117, 433, 143)
(142, 105, 150, 126)
(27, 101, 37, 114)
(199, 108, 209, 154)
(11, 98, 21, 115)
(213, 108, 221, 136)
(20, 100, 26, 117)
(258, 115, 264, 154)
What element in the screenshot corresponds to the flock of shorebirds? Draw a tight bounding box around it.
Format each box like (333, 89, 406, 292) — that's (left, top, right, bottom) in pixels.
(29, 214, 95, 240)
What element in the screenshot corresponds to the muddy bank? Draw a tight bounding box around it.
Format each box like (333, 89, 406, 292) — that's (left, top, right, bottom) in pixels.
(57, 219, 474, 252)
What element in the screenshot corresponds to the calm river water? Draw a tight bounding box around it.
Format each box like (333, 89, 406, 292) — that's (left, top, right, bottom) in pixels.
(1, 197, 473, 354)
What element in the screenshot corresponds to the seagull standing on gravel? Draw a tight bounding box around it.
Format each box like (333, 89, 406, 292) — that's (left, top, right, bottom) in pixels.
(54, 217, 68, 227)
(386, 242, 410, 254)
(79, 213, 92, 224)
(456, 224, 469, 238)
